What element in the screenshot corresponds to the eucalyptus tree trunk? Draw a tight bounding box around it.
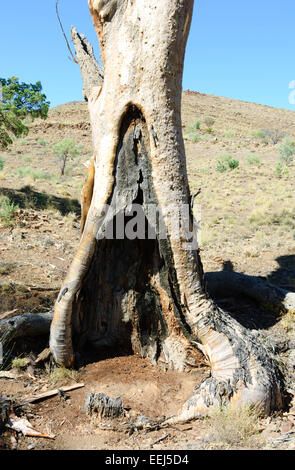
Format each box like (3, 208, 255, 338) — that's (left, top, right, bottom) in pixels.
(50, 0, 285, 421)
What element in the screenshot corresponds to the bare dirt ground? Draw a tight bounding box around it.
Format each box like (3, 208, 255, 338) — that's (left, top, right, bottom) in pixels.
(0, 91, 295, 450)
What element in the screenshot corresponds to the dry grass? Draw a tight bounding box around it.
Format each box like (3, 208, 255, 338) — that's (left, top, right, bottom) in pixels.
(280, 310, 295, 332)
(62, 212, 78, 228)
(44, 365, 79, 386)
(207, 404, 261, 449)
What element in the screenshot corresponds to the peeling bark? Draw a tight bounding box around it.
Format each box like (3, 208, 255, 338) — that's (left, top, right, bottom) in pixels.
(50, 0, 286, 418)
(80, 159, 95, 233)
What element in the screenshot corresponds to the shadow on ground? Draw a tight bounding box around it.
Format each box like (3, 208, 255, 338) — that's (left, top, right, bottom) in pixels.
(0, 186, 81, 216)
(205, 255, 295, 330)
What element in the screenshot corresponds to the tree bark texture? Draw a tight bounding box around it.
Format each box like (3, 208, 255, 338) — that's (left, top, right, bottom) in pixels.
(50, 0, 285, 420)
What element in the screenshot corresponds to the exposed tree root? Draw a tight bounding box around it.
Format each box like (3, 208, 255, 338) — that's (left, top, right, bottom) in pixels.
(0, 311, 53, 344)
(206, 270, 295, 312)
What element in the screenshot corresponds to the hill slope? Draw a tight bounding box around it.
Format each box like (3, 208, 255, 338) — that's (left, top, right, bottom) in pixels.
(0, 91, 295, 450)
(0, 90, 295, 291)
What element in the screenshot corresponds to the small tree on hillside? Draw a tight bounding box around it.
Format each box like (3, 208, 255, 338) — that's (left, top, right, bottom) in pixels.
(278, 136, 295, 166)
(53, 138, 80, 176)
(262, 129, 286, 145)
(0, 77, 50, 149)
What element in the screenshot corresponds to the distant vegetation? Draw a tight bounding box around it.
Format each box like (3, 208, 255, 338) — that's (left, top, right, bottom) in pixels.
(278, 136, 295, 166)
(250, 128, 286, 145)
(246, 153, 261, 165)
(53, 138, 80, 176)
(251, 129, 265, 139)
(275, 162, 289, 178)
(262, 129, 286, 145)
(204, 116, 215, 133)
(17, 166, 54, 181)
(0, 76, 50, 149)
(0, 196, 19, 225)
(217, 154, 239, 172)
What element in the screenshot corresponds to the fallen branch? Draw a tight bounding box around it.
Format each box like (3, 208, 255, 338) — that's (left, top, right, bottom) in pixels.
(0, 309, 18, 320)
(27, 285, 60, 292)
(152, 434, 169, 446)
(15, 383, 85, 408)
(0, 281, 60, 293)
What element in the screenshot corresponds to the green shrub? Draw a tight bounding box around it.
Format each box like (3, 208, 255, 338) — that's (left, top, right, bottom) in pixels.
(186, 121, 201, 139)
(251, 129, 265, 139)
(246, 154, 261, 165)
(217, 154, 239, 172)
(33, 170, 52, 181)
(18, 166, 53, 181)
(199, 167, 210, 174)
(278, 137, 295, 166)
(38, 137, 47, 146)
(0, 197, 19, 225)
(18, 167, 32, 178)
(11, 357, 29, 370)
(224, 130, 235, 138)
(216, 160, 228, 172)
(228, 158, 239, 169)
(187, 132, 200, 143)
(0, 157, 4, 170)
(275, 162, 289, 178)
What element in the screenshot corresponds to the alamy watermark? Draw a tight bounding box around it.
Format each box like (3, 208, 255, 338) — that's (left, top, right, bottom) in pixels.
(92, 201, 202, 251)
(289, 80, 295, 105)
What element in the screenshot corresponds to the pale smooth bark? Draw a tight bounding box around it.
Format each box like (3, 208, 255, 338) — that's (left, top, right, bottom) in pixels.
(50, 0, 285, 418)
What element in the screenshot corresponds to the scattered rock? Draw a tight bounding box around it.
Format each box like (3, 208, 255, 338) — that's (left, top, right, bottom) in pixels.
(281, 422, 294, 434)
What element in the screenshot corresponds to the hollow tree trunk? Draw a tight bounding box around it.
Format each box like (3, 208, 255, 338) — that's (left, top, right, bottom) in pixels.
(50, 0, 285, 420)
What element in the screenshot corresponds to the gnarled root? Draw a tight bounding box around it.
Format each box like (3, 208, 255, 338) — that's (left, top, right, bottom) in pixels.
(206, 270, 295, 312)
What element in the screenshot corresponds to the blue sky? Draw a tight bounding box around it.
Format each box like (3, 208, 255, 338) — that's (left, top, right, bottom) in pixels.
(1, 1, 294, 110)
